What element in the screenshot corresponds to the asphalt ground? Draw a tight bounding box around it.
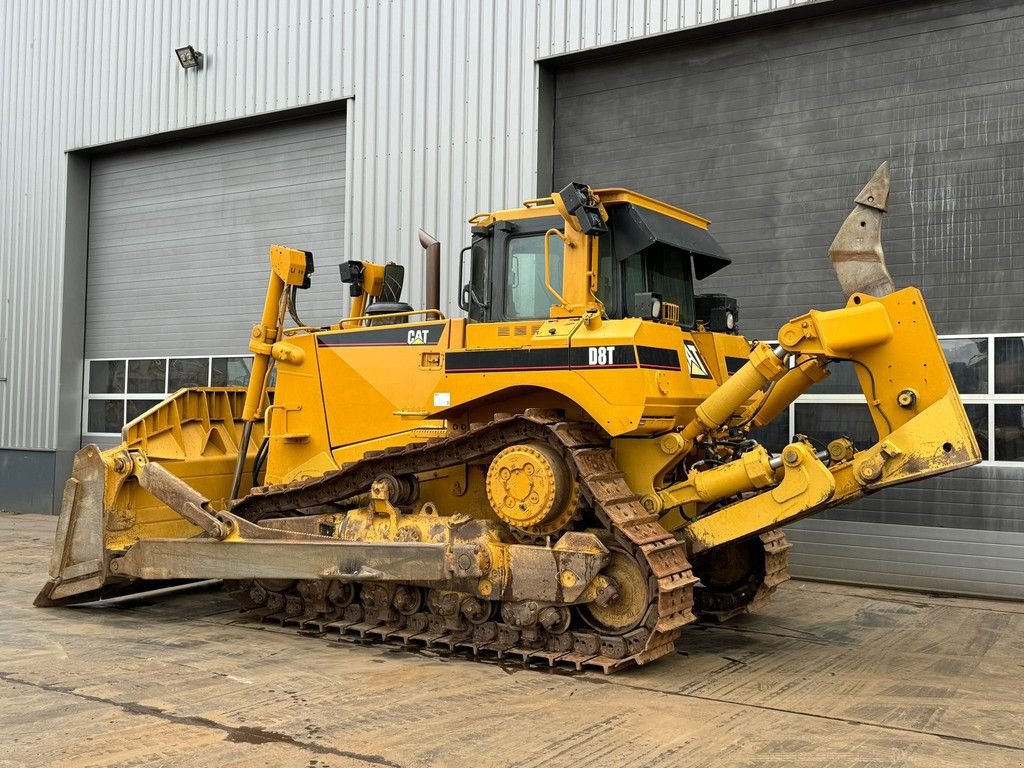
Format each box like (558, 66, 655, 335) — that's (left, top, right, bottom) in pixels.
(2, 512, 1022, 767)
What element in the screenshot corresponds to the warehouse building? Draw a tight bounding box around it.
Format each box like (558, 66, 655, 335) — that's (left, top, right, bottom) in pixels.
(1, 0, 1021, 598)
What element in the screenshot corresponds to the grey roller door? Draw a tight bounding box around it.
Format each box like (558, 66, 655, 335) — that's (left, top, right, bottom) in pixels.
(551, 0, 1024, 599)
(86, 111, 347, 359)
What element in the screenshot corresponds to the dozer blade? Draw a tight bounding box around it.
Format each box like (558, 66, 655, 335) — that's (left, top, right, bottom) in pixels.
(36, 387, 263, 606)
(31, 442, 489, 602)
(829, 161, 896, 298)
(34, 446, 157, 606)
(35, 411, 611, 608)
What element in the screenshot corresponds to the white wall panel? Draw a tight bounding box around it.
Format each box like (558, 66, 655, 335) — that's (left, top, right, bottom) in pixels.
(0, 0, 823, 450)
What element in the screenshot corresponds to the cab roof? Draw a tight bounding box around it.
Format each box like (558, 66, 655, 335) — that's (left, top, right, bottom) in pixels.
(469, 187, 731, 280)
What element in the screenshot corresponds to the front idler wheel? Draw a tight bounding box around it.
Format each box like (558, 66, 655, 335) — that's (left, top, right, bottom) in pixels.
(578, 549, 652, 635)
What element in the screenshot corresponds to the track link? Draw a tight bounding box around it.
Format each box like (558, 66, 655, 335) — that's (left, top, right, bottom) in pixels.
(229, 412, 697, 672)
(694, 529, 791, 622)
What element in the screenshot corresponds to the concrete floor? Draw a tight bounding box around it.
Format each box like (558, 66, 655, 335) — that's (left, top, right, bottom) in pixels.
(1, 513, 1022, 768)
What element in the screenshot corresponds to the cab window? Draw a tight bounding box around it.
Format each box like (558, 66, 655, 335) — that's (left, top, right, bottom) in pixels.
(504, 235, 564, 320)
(623, 244, 695, 327)
(596, 234, 616, 316)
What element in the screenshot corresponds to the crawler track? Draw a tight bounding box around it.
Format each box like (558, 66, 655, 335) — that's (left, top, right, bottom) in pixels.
(229, 411, 697, 672)
(693, 529, 791, 622)
(229, 412, 790, 671)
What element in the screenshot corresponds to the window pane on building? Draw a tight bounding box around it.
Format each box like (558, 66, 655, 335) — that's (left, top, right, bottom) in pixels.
(168, 358, 209, 391)
(127, 359, 166, 393)
(87, 399, 124, 433)
(126, 399, 162, 422)
(964, 404, 989, 462)
(941, 337, 987, 395)
(995, 405, 1024, 461)
(751, 411, 790, 453)
(806, 360, 860, 395)
(88, 360, 125, 394)
(795, 402, 877, 451)
(211, 357, 253, 386)
(995, 337, 1024, 394)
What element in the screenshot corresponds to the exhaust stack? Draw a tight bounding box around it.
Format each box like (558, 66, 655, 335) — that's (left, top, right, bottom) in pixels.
(418, 229, 441, 311)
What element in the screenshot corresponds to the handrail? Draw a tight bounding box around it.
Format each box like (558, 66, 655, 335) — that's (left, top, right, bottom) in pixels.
(543, 228, 571, 308)
(522, 197, 554, 208)
(282, 309, 447, 335)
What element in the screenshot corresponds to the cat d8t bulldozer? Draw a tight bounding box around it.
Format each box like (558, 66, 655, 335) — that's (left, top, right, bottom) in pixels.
(36, 163, 981, 672)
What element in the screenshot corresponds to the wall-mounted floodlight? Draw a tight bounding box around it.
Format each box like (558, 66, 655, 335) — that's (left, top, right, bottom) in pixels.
(175, 45, 204, 70)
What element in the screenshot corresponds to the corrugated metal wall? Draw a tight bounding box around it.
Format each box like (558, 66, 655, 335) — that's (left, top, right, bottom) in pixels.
(0, 0, 821, 452)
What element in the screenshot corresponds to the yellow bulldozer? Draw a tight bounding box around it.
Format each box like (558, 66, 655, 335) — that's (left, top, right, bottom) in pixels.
(37, 164, 981, 672)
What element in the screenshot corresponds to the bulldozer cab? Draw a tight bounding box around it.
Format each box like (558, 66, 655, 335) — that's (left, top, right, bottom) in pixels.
(460, 186, 731, 326)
